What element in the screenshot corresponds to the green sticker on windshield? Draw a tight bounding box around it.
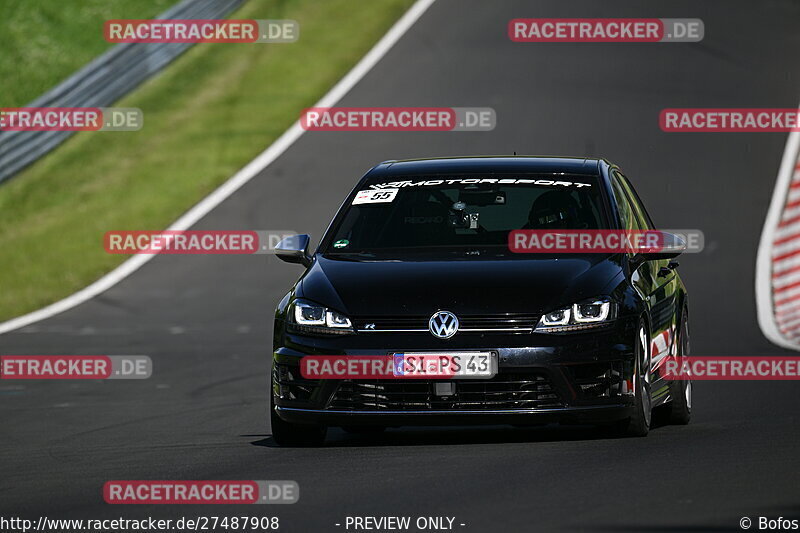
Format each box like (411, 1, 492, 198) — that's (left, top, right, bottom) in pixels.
(333, 239, 350, 249)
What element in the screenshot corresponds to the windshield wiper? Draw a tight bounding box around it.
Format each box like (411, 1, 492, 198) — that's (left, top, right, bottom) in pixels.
(326, 251, 377, 259)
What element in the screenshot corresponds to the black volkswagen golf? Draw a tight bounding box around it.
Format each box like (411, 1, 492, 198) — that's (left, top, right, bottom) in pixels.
(271, 156, 690, 446)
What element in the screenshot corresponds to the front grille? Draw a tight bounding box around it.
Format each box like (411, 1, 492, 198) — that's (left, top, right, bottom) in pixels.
(328, 373, 562, 411)
(355, 314, 539, 334)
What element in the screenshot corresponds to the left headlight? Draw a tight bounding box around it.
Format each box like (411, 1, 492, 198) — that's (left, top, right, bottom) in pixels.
(535, 297, 616, 333)
(288, 299, 354, 336)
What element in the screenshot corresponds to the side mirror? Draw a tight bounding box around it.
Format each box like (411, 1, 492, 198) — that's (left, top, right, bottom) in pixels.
(638, 231, 686, 260)
(275, 234, 311, 267)
(646, 250, 682, 260)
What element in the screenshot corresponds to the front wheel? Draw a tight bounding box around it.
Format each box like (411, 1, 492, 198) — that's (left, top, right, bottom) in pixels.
(611, 320, 651, 437)
(665, 310, 691, 425)
(270, 391, 327, 447)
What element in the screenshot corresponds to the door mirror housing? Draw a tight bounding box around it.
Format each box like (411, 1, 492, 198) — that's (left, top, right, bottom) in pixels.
(637, 231, 686, 261)
(645, 250, 683, 260)
(275, 234, 311, 267)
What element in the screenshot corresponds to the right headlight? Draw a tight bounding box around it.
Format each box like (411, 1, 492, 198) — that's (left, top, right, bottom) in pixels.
(288, 299, 354, 336)
(535, 298, 616, 333)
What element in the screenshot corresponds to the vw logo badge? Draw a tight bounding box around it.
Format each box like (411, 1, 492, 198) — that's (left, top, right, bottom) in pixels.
(429, 310, 459, 339)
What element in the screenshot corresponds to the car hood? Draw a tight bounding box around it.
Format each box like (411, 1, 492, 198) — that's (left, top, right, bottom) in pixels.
(298, 254, 623, 317)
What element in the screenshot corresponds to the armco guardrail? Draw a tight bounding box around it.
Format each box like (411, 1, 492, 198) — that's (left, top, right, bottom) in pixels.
(0, 0, 246, 184)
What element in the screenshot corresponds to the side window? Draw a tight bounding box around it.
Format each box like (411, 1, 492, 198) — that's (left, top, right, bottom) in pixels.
(616, 172, 655, 230)
(611, 175, 640, 231)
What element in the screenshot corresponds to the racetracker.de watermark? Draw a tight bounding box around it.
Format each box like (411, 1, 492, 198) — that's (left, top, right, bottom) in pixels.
(104, 19, 298, 43)
(0, 356, 151, 380)
(508, 229, 704, 253)
(509, 18, 703, 42)
(299, 107, 496, 131)
(300, 354, 497, 379)
(0, 107, 142, 131)
(660, 108, 800, 132)
(103, 230, 296, 254)
(104, 481, 298, 504)
(0, 516, 280, 532)
(665, 357, 800, 380)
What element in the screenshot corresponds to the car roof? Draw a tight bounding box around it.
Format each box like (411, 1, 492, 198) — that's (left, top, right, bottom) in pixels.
(367, 156, 605, 178)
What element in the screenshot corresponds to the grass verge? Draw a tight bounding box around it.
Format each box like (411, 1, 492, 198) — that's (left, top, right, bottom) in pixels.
(0, 0, 175, 107)
(0, 0, 414, 321)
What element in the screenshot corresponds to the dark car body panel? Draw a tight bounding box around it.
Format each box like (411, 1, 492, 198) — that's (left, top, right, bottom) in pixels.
(300, 255, 624, 317)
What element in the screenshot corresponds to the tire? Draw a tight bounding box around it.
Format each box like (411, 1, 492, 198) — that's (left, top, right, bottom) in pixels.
(341, 426, 386, 434)
(665, 309, 691, 425)
(270, 391, 327, 447)
(612, 320, 651, 437)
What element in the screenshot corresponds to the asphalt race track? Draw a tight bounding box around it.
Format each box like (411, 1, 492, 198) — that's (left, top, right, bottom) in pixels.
(3, 1, 800, 531)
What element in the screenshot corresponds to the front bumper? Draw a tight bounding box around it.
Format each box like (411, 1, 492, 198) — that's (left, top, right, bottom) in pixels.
(272, 318, 638, 427)
(276, 405, 632, 426)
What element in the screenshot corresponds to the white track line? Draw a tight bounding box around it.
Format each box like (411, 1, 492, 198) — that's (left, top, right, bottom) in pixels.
(755, 116, 800, 351)
(0, 0, 436, 336)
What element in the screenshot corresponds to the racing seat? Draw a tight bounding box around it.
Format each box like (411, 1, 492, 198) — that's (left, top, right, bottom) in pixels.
(523, 190, 588, 229)
(386, 200, 453, 247)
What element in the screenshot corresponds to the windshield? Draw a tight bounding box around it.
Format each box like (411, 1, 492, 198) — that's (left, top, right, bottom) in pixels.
(322, 174, 609, 258)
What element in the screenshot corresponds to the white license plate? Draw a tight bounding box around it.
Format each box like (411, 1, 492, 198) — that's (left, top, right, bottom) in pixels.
(392, 352, 496, 379)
